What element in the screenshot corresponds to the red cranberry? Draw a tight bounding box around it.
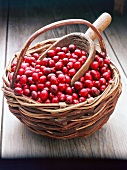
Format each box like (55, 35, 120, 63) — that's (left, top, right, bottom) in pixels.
(57, 51, 66, 59)
(50, 84, 58, 95)
(30, 84, 37, 91)
(43, 67, 51, 75)
(100, 85, 107, 92)
(58, 74, 65, 83)
(45, 81, 51, 88)
(91, 87, 100, 97)
(49, 60, 55, 67)
(18, 68, 25, 76)
(63, 67, 68, 74)
(32, 72, 39, 82)
(65, 87, 72, 95)
(102, 72, 111, 80)
(68, 44, 76, 53)
(53, 56, 59, 62)
(99, 78, 106, 85)
(90, 61, 99, 70)
(84, 80, 93, 88)
(79, 97, 86, 103)
(37, 83, 44, 90)
(84, 72, 92, 80)
(14, 87, 23, 96)
(79, 88, 88, 97)
(31, 91, 38, 100)
(23, 88, 30, 96)
(59, 94, 66, 102)
(14, 82, 22, 88)
(27, 77, 34, 85)
(58, 83, 66, 91)
(32, 53, 39, 59)
(62, 47, 68, 53)
(74, 61, 81, 70)
(52, 96, 59, 103)
(40, 90, 48, 101)
(50, 76, 58, 85)
(94, 81, 101, 89)
(24, 70, 33, 77)
(39, 75, 46, 83)
(47, 50, 56, 57)
(67, 62, 74, 69)
(74, 49, 82, 57)
(73, 99, 79, 104)
(66, 95, 73, 104)
(62, 58, 69, 65)
(55, 61, 63, 70)
(20, 75, 27, 85)
(72, 93, 78, 100)
(65, 75, 71, 84)
(91, 70, 100, 80)
(55, 47, 62, 53)
(42, 58, 49, 66)
(74, 81, 83, 91)
(68, 68, 76, 77)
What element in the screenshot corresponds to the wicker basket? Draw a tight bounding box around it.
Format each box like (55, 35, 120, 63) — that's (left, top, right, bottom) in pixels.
(2, 18, 122, 139)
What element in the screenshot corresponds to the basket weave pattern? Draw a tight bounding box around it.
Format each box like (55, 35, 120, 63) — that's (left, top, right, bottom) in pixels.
(2, 19, 122, 139)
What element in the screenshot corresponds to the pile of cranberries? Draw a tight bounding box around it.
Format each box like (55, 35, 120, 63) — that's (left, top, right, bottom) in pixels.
(9, 44, 112, 104)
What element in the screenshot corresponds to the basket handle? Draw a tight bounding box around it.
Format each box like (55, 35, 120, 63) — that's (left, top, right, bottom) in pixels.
(11, 17, 109, 89)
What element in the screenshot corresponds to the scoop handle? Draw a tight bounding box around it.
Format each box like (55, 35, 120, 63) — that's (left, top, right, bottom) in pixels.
(85, 12, 112, 40)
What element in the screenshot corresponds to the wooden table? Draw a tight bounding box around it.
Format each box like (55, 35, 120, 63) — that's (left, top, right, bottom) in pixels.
(1, 0, 127, 159)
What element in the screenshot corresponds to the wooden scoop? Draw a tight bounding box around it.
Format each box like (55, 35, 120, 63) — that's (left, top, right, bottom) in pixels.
(38, 13, 112, 85)
(11, 13, 111, 88)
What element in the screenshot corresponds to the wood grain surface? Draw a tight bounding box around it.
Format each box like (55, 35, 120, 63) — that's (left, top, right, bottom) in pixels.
(1, 0, 127, 158)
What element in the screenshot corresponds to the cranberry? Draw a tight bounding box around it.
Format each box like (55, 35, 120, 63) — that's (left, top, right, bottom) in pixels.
(102, 72, 111, 80)
(58, 74, 65, 83)
(50, 76, 58, 85)
(40, 90, 48, 101)
(14, 87, 23, 96)
(30, 84, 38, 91)
(65, 75, 71, 84)
(65, 87, 72, 95)
(72, 93, 78, 100)
(62, 47, 68, 53)
(84, 80, 93, 88)
(32, 53, 39, 59)
(58, 83, 66, 91)
(55, 47, 61, 53)
(63, 67, 68, 74)
(59, 94, 66, 102)
(66, 95, 73, 104)
(45, 81, 51, 88)
(48, 60, 55, 67)
(50, 84, 58, 95)
(31, 91, 38, 100)
(32, 72, 39, 82)
(67, 62, 74, 69)
(53, 56, 59, 62)
(84, 72, 92, 80)
(42, 58, 49, 66)
(52, 96, 59, 103)
(68, 68, 76, 77)
(74, 81, 83, 91)
(79, 88, 88, 97)
(27, 77, 34, 85)
(98, 58, 104, 67)
(47, 50, 56, 57)
(94, 81, 101, 89)
(80, 76, 85, 83)
(24, 70, 33, 77)
(62, 58, 69, 65)
(68, 44, 76, 53)
(100, 85, 107, 92)
(20, 75, 27, 85)
(73, 99, 79, 104)
(99, 78, 106, 85)
(14, 82, 22, 88)
(49, 93, 55, 100)
(74, 49, 82, 57)
(43, 67, 51, 75)
(90, 61, 99, 70)
(74, 61, 81, 70)
(99, 52, 106, 58)
(71, 53, 78, 60)
(57, 51, 66, 59)
(91, 70, 100, 80)
(18, 68, 25, 76)
(37, 83, 44, 90)
(66, 52, 72, 58)
(91, 87, 100, 97)
(79, 97, 86, 103)
(23, 88, 30, 96)
(55, 61, 63, 70)
(39, 75, 46, 83)
(45, 99, 51, 103)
